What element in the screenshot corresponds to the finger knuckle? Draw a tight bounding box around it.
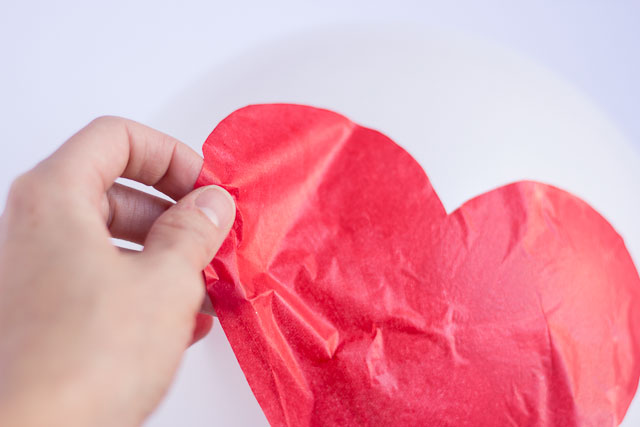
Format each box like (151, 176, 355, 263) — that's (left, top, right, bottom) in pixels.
(89, 115, 123, 128)
(87, 116, 134, 138)
(163, 207, 215, 236)
(155, 209, 217, 258)
(7, 172, 43, 212)
(10, 172, 36, 194)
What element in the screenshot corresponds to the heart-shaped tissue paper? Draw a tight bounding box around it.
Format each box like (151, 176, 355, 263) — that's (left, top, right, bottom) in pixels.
(196, 104, 640, 426)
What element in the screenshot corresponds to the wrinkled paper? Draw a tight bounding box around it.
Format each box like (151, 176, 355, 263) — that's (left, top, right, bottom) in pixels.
(196, 104, 640, 426)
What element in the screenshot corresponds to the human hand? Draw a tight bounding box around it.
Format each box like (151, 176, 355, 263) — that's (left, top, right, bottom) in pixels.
(0, 117, 235, 426)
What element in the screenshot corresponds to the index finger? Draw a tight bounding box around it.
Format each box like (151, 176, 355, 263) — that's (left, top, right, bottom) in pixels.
(39, 116, 203, 201)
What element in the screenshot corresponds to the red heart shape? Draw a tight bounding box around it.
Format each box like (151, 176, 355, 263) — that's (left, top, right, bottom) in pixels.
(197, 104, 640, 426)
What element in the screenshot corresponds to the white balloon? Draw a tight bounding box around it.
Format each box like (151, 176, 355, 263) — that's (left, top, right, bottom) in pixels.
(146, 25, 640, 426)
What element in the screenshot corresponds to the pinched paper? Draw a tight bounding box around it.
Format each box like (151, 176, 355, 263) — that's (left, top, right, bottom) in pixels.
(196, 104, 640, 426)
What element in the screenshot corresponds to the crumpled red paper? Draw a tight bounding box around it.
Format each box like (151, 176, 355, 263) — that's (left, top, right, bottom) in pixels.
(196, 104, 640, 426)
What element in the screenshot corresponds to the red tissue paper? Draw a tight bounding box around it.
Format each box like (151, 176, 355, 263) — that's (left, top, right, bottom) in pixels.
(196, 104, 640, 426)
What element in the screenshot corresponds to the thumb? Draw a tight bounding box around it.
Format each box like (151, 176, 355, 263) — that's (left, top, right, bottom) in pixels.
(142, 185, 236, 270)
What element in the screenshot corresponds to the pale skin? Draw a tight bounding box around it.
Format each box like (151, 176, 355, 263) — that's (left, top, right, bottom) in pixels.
(0, 117, 236, 426)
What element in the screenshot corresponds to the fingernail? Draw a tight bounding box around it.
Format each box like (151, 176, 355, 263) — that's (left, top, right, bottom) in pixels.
(195, 186, 236, 229)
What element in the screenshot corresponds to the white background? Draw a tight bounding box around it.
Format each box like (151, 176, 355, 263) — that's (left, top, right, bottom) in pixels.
(1, 0, 639, 193)
(1, 1, 639, 426)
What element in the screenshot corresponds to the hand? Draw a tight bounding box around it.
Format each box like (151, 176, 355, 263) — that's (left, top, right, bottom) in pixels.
(0, 117, 235, 427)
